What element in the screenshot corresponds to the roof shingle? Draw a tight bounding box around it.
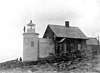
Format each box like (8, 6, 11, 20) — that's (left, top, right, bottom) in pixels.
(49, 24, 87, 39)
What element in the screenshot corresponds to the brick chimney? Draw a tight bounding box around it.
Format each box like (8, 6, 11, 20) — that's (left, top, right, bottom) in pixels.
(65, 21, 69, 27)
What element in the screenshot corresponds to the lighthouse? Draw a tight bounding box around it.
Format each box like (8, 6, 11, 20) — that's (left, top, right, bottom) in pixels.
(23, 20, 39, 62)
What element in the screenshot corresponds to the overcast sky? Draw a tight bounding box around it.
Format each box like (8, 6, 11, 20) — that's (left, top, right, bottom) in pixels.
(0, 0, 100, 62)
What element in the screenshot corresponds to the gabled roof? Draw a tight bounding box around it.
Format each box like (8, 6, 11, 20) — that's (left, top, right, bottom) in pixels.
(86, 38, 100, 45)
(47, 24, 88, 39)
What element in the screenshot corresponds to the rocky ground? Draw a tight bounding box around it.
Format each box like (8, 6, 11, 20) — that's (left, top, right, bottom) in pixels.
(0, 55, 100, 73)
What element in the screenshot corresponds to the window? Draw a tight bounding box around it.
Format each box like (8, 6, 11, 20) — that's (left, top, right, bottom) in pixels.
(54, 35, 56, 39)
(78, 44, 81, 50)
(70, 43, 75, 52)
(31, 41, 34, 47)
(32, 26, 35, 29)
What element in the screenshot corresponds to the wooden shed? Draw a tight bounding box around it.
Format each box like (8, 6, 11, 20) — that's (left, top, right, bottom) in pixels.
(43, 21, 88, 56)
(86, 38, 100, 55)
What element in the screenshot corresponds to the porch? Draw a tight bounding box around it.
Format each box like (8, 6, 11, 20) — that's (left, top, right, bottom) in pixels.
(54, 38, 85, 56)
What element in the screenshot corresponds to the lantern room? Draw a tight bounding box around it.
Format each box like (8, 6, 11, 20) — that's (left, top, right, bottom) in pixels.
(27, 20, 35, 33)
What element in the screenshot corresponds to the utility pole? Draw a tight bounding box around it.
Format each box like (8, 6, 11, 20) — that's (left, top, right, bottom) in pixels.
(98, 35, 100, 55)
(38, 40, 39, 60)
(23, 26, 26, 33)
(98, 35, 99, 44)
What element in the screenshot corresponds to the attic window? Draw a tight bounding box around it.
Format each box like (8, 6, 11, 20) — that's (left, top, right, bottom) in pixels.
(31, 41, 34, 47)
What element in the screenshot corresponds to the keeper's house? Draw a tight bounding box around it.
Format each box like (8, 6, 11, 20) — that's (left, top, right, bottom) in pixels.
(23, 20, 99, 62)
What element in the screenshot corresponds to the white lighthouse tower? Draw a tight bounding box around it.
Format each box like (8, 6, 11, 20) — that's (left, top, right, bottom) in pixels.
(23, 20, 39, 62)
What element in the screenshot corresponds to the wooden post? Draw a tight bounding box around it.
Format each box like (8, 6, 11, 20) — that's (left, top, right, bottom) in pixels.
(98, 35, 100, 54)
(98, 35, 99, 44)
(23, 26, 25, 33)
(57, 63, 59, 72)
(37, 40, 39, 60)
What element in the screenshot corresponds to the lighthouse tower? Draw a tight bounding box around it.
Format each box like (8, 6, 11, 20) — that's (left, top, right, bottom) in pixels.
(23, 20, 39, 62)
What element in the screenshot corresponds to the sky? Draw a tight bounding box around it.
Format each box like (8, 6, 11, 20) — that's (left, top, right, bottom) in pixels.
(0, 0, 100, 62)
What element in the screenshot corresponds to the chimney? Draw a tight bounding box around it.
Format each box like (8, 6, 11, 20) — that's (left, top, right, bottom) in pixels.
(65, 21, 69, 27)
